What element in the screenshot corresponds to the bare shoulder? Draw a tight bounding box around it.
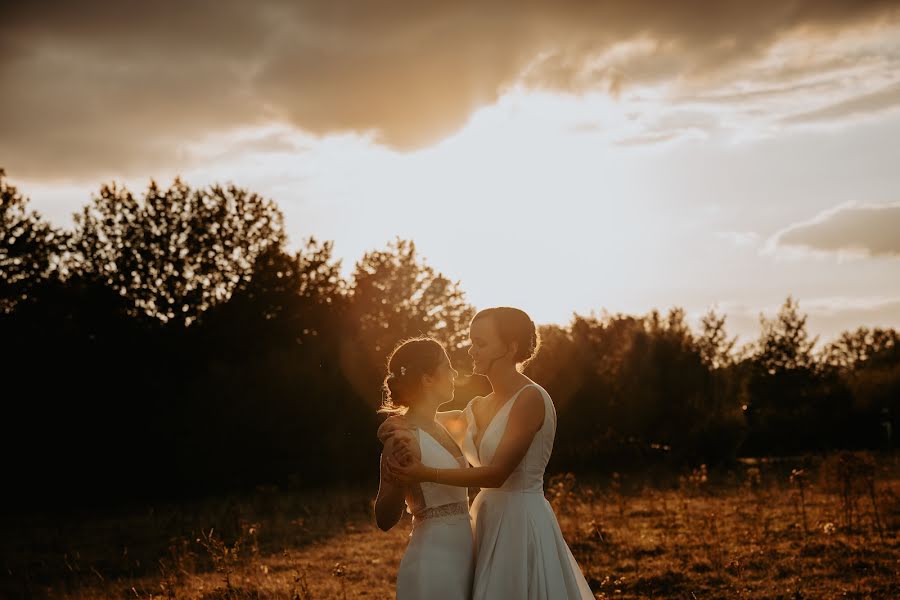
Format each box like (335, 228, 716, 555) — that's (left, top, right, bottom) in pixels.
(516, 385, 545, 410)
(508, 385, 546, 429)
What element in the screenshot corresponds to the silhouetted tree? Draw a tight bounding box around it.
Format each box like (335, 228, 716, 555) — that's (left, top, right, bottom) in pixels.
(68, 179, 285, 325)
(755, 296, 817, 374)
(697, 308, 737, 370)
(527, 324, 584, 412)
(5, 168, 900, 508)
(621, 309, 713, 458)
(819, 327, 900, 448)
(0, 169, 67, 313)
(742, 297, 853, 453)
(342, 238, 475, 406)
(820, 327, 899, 371)
(164, 237, 372, 489)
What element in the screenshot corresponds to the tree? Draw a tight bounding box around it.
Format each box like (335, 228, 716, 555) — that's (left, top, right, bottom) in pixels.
(697, 308, 737, 370)
(173, 238, 367, 487)
(741, 297, 855, 454)
(68, 179, 285, 325)
(754, 296, 817, 374)
(625, 308, 710, 454)
(0, 169, 66, 313)
(820, 327, 899, 371)
(526, 324, 583, 411)
(342, 239, 475, 405)
(818, 327, 900, 448)
(200, 238, 346, 337)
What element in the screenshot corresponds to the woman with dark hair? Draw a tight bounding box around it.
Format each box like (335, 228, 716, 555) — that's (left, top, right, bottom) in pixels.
(373, 337, 474, 599)
(381, 308, 593, 599)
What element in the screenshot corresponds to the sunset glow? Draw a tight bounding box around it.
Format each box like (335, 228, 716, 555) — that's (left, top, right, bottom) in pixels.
(4, 4, 900, 341)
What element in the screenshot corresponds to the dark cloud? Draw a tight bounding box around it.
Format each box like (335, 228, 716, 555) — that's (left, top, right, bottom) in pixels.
(2, 0, 899, 179)
(775, 203, 900, 256)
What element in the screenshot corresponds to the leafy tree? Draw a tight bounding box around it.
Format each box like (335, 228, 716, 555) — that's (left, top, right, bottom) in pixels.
(0, 169, 66, 313)
(527, 324, 584, 411)
(697, 308, 737, 370)
(68, 179, 285, 325)
(342, 238, 475, 405)
(820, 327, 899, 371)
(754, 296, 817, 374)
(742, 297, 854, 454)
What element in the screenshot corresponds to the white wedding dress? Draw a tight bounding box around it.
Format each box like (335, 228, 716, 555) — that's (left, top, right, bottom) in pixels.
(396, 427, 475, 599)
(462, 383, 594, 599)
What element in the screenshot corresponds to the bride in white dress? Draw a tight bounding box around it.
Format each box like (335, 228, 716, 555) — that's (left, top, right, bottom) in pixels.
(373, 337, 474, 600)
(383, 307, 594, 600)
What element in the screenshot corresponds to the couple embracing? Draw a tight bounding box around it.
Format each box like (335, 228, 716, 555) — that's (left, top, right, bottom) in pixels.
(375, 307, 593, 599)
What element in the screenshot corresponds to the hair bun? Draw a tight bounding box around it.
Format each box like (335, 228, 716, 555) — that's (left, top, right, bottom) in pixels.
(379, 337, 447, 414)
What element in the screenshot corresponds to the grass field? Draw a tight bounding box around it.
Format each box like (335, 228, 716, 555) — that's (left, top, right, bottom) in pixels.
(3, 452, 899, 599)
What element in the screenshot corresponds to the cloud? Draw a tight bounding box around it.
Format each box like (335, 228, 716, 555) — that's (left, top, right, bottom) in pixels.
(615, 131, 682, 147)
(804, 297, 900, 344)
(782, 82, 900, 124)
(770, 202, 900, 257)
(713, 296, 900, 344)
(803, 295, 900, 317)
(677, 79, 841, 106)
(2, 0, 899, 179)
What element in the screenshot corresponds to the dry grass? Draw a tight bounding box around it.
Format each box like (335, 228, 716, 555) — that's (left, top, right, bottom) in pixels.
(3, 452, 899, 599)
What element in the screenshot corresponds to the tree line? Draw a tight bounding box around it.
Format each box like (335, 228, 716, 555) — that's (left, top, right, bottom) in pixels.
(1, 170, 897, 509)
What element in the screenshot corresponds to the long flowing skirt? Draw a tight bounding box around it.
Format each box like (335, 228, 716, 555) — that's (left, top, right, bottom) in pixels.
(397, 514, 474, 600)
(470, 490, 593, 600)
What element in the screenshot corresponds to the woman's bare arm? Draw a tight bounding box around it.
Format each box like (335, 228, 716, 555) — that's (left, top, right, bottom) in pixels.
(374, 437, 411, 531)
(387, 388, 544, 489)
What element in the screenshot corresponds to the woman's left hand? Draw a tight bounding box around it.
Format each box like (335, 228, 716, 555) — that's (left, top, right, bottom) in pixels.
(385, 451, 429, 485)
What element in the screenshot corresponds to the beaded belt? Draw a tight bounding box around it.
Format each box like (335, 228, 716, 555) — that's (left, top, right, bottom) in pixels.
(412, 501, 470, 524)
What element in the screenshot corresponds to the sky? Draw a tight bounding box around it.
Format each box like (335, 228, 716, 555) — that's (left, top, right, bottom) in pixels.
(3, 0, 900, 343)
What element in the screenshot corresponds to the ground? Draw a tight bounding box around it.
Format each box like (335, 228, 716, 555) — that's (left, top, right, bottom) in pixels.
(3, 452, 899, 599)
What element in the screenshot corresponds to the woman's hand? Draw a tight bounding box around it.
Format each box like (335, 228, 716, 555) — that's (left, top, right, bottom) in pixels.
(388, 435, 414, 467)
(385, 450, 430, 485)
(380, 428, 415, 485)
